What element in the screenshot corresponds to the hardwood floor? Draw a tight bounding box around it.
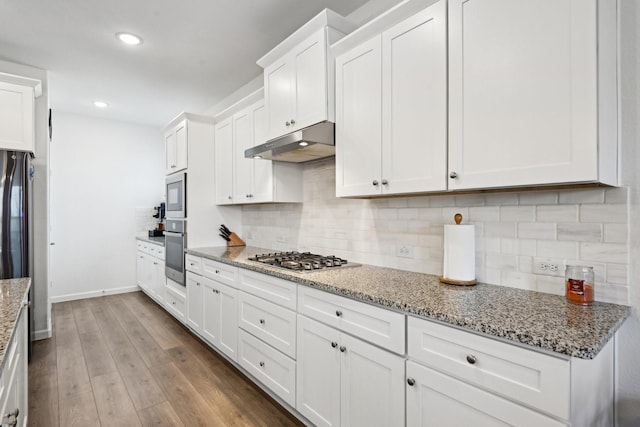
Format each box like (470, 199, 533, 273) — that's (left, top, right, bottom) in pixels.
(28, 291, 304, 427)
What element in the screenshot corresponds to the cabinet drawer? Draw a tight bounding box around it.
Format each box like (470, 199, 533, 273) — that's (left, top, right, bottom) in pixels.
(407, 316, 570, 419)
(165, 286, 186, 322)
(202, 259, 238, 287)
(147, 244, 164, 260)
(239, 269, 297, 310)
(185, 254, 203, 274)
(238, 329, 296, 407)
(406, 361, 565, 427)
(238, 291, 296, 359)
(298, 286, 405, 354)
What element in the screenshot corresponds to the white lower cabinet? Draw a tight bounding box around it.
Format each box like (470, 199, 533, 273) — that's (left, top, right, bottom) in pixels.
(136, 240, 166, 304)
(238, 329, 296, 407)
(405, 361, 564, 427)
(0, 305, 27, 427)
(164, 281, 186, 323)
(296, 315, 405, 427)
(202, 276, 238, 361)
(186, 256, 239, 361)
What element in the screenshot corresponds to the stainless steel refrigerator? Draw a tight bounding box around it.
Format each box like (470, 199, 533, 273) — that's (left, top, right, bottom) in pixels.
(0, 151, 33, 359)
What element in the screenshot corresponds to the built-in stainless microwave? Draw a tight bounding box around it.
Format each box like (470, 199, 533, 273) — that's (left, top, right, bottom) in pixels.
(166, 172, 186, 218)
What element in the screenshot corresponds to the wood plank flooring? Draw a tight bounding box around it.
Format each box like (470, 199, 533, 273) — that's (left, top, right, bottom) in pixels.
(28, 291, 304, 427)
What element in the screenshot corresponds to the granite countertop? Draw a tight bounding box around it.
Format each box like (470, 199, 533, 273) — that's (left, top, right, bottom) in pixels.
(136, 235, 165, 246)
(0, 278, 30, 371)
(187, 246, 631, 360)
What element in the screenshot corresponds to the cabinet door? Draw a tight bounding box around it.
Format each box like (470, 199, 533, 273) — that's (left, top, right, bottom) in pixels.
(264, 57, 294, 140)
(217, 282, 238, 361)
(202, 276, 221, 346)
(150, 257, 164, 301)
(0, 82, 34, 153)
(186, 272, 204, 334)
(406, 361, 565, 427)
(233, 107, 254, 203)
(382, 2, 447, 195)
(174, 120, 188, 171)
(165, 130, 177, 174)
(136, 251, 145, 286)
(448, 0, 599, 189)
(250, 101, 274, 203)
(335, 35, 383, 198)
(292, 29, 328, 131)
(340, 334, 405, 427)
(214, 117, 234, 204)
(296, 316, 341, 427)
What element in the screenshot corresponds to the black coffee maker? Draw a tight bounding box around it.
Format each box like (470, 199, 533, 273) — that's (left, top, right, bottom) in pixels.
(148, 202, 166, 237)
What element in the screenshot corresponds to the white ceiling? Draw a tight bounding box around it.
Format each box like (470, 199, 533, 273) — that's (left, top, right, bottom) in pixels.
(0, 0, 369, 127)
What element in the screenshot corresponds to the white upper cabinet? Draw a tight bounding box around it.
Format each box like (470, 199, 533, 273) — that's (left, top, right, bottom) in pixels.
(448, 0, 618, 190)
(335, 0, 447, 197)
(165, 120, 187, 174)
(214, 117, 234, 205)
(258, 9, 356, 142)
(335, 36, 383, 198)
(0, 73, 41, 153)
(215, 94, 303, 206)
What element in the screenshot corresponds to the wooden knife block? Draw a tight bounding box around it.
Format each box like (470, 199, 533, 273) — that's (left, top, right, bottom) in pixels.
(226, 232, 246, 247)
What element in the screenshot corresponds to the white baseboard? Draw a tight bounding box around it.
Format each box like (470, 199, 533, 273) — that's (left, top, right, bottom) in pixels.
(33, 328, 52, 340)
(50, 286, 140, 303)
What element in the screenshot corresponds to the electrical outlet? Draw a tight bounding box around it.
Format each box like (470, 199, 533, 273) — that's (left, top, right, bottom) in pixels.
(277, 235, 287, 243)
(397, 245, 413, 258)
(533, 257, 565, 277)
(246, 231, 253, 240)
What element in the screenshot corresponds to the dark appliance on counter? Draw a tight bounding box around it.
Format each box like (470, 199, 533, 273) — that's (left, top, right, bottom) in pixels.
(165, 172, 186, 218)
(0, 151, 34, 360)
(248, 251, 359, 273)
(148, 202, 166, 237)
(165, 219, 186, 285)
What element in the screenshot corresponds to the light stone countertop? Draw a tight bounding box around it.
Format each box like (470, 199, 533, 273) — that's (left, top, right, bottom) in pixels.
(186, 246, 630, 360)
(135, 235, 165, 246)
(0, 278, 30, 371)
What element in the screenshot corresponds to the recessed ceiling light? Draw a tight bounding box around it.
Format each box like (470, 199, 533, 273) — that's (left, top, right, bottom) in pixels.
(93, 101, 109, 108)
(116, 32, 143, 46)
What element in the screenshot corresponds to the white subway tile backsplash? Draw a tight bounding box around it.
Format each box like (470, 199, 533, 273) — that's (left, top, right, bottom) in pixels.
(580, 204, 628, 223)
(518, 223, 556, 239)
(558, 189, 605, 204)
(485, 253, 518, 270)
(484, 222, 517, 238)
(242, 160, 630, 305)
(536, 240, 578, 258)
(607, 263, 628, 285)
(580, 242, 628, 264)
(519, 191, 558, 205)
(469, 206, 500, 221)
(557, 223, 602, 242)
(604, 187, 629, 204)
(536, 205, 579, 222)
(500, 206, 535, 222)
(603, 223, 628, 243)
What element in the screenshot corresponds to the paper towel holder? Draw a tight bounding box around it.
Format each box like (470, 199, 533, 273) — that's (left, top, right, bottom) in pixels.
(439, 213, 477, 286)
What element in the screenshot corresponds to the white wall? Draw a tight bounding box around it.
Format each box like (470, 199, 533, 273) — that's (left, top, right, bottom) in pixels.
(0, 59, 50, 339)
(49, 112, 164, 301)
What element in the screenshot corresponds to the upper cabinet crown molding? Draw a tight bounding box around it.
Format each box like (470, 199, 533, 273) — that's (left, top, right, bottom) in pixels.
(258, 9, 356, 143)
(163, 112, 214, 133)
(257, 9, 356, 68)
(0, 71, 42, 97)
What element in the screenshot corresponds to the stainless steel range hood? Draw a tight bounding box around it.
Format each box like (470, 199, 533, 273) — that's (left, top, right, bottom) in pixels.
(244, 121, 334, 163)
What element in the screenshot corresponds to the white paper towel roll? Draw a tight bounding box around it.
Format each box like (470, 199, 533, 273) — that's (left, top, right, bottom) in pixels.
(442, 223, 476, 283)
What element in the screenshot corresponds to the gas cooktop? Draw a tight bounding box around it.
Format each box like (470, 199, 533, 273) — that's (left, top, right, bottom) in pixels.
(248, 251, 359, 273)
